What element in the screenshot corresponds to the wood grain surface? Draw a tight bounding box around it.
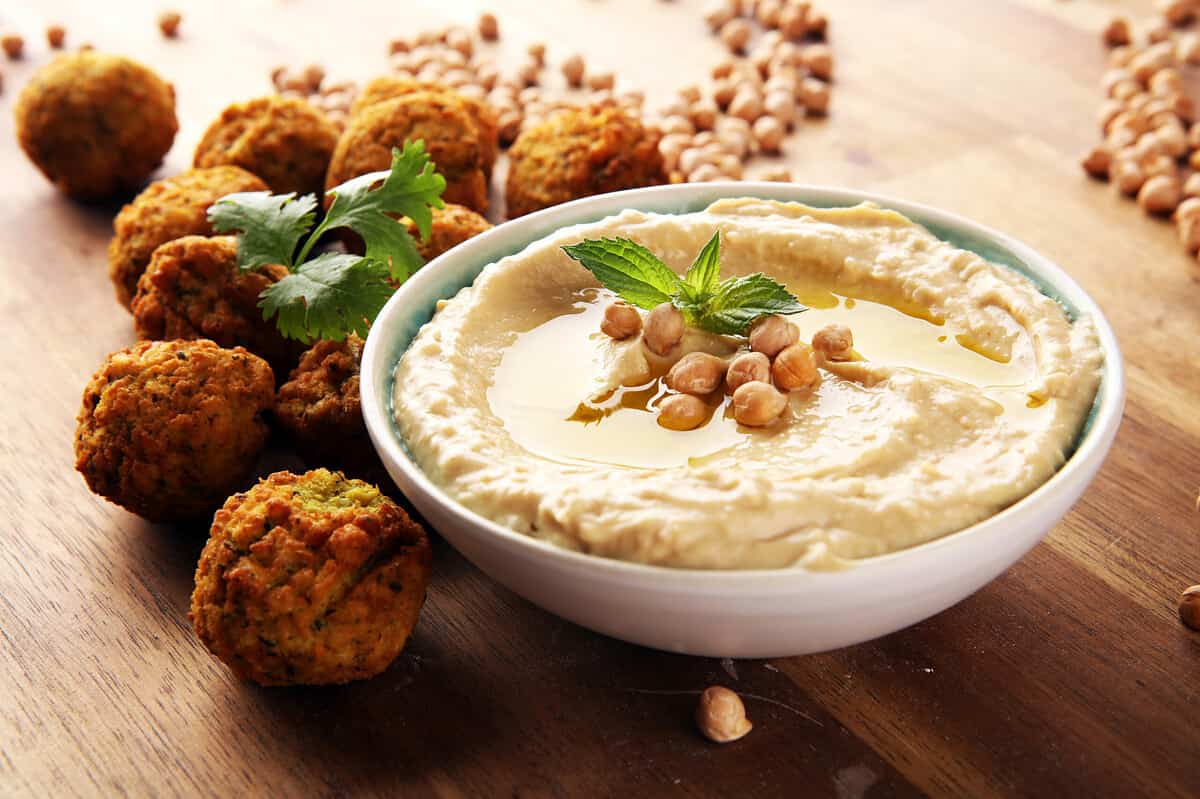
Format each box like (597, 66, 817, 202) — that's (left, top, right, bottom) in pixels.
(1, 0, 1198, 796)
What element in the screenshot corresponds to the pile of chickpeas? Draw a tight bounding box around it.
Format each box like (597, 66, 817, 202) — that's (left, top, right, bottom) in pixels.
(1084, 1, 1200, 256)
(601, 300, 853, 431)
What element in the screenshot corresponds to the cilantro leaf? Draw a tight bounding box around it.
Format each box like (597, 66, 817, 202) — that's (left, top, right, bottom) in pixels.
(208, 191, 315, 272)
(561, 238, 685, 309)
(682, 232, 722, 299)
(258, 253, 394, 343)
(695, 273, 806, 335)
(315, 141, 447, 281)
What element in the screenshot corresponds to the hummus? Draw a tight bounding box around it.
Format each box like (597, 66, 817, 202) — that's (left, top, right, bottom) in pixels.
(393, 199, 1103, 570)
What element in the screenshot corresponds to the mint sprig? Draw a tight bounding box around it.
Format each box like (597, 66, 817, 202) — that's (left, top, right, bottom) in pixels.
(562, 232, 805, 336)
(208, 140, 446, 343)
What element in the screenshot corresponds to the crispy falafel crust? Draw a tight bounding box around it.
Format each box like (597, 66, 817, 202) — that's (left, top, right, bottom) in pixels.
(326, 92, 489, 213)
(131, 235, 301, 375)
(190, 469, 431, 686)
(403, 203, 493, 261)
(194, 96, 338, 199)
(504, 105, 665, 218)
(14, 51, 178, 200)
(276, 335, 369, 459)
(108, 166, 267, 309)
(74, 339, 275, 522)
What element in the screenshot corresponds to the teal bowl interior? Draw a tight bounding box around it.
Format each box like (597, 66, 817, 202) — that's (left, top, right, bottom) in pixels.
(372, 183, 1108, 462)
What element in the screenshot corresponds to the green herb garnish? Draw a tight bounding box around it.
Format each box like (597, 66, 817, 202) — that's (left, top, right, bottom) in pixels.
(561, 232, 806, 335)
(208, 140, 446, 343)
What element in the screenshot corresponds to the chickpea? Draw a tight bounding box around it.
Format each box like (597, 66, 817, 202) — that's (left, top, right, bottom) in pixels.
(720, 19, 752, 53)
(1111, 156, 1146, 195)
(772, 342, 819, 391)
(658, 393, 708, 432)
(713, 79, 737, 110)
(600, 302, 642, 340)
(1161, 0, 1196, 26)
(661, 115, 696, 137)
(1180, 586, 1200, 631)
(803, 44, 833, 81)
(749, 315, 798, 358)
(1142, 153, 1177, 181)
(732, 381, 788, 427)
(1184, 174, 1200, 199)
(729, 89, 764, 122)
(798, 77, 830, 115)
(780, 4, 809, 39)
(668, 352, 727, 396)
(1080, 145, 1111, 180)
(762, 168, 793, 182)
(157, 11, 181, 38)
(764, 90, 796, 126)
(497, 111, 523, 146)
(712, 59, 737, 80)
(679, 147, 715, 175)
(1130, 43, 1176, 83)
(527, 42, 546, 65)
(1176, 204, 1200, 251)
(2, 34, 24, 59)
(561, 53, 585, 87)
(812, 323, 854, 361)
(1150, 68, 1183, 98)
(726, 352, 770, 392)
(478, 12, 499, 40)
(1137, 174, 1182, 215)
(695, 686, 753, 744)
(517, 60, 541, 87)
(807, 10, 829, 38)
(756, 0, 782, 28)
(1109, 45, 1136, 68)
(1168, 92, 1195, 123)
(587, 71, 615, 91)
(704, 1, 735, 31)
(691, 100, 719, 131)
(688, 163, 724, 182)
(1147, 22, 1172, 44)
(1178, 32, 1200, 65)
(1102, 16, 1131, 46)
(1157, 122, 1188, 158)
(643, 303, 685, 356)
(46, 25, 65, 49)
(753, 115, 785, 152)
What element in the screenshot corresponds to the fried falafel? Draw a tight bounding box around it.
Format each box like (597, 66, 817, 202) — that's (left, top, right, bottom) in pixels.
(403, 203, 492, 261)
(74, 339, 275, 522)
(194, 96, 338, 199)
(131, 235, 300, 375)
(14, 51, 178, 200)
(350, 76, 498, 178)
(190, 469, 431, 686)
(108, 166, 268, 309)
(505, 105, 665, 218)
(275, 335, 371, 467)
(326, 92, 488, 213)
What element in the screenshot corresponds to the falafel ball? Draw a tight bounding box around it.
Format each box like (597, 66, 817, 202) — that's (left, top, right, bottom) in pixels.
(74, 339, 275, 522)
(14, 51, 178, 200)
(326, 92, 488, 213)
(190, 468, 431, 686)
(131, 235, 301, 375)
(108, 166, 268, 309)
(275, 336, 372, 468)
(194, 96, 338, 198)
(350, 77, 498, 178)
(505, 105, 665, 218)
(402, 203, 492, 261)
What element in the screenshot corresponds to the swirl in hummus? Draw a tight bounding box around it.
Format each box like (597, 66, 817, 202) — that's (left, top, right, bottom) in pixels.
(393, 199, 1103, 570)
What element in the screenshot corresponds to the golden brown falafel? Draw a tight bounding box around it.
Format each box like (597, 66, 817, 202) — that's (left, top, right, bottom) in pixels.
(74, 339, 275, 522)
(351, 77, 498, 178)
(108, 166, 268, 309)
(326, 92, 488, 213)
(14, 51, 178, 200)
(194, 96, 338, 199)
(131, 235, 301, 375)
(402, 203, 492, 261)
(505, 105, 665, 218)
(190, 468, 431, 686)
(275, 335, 371, 465)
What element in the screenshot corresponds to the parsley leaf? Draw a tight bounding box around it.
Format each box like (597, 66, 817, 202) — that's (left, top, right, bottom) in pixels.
(208, 191, 316, 272)
(561, 238, 684, 309)
(259, 253, 394, 343)
(313, 140, 447, 282)
(562, 233, 805, 335)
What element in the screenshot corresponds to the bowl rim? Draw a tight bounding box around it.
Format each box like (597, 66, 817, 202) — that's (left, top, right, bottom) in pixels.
(361, 182, 1126, 586)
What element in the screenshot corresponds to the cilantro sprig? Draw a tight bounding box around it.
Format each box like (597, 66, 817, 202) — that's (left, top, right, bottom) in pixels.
(208, 140, 446, 343)
(562, 233, 805, 335)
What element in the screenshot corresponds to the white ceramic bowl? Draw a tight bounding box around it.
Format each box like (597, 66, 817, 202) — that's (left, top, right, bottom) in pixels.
(361, 183, 1125, 658)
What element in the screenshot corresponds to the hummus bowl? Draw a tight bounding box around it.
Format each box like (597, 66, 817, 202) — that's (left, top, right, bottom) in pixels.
(361, 183, 1124, 658)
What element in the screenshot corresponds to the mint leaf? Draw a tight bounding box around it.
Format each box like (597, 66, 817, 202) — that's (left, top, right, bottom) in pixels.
(697, 274, 806, 335)
(682, 232, 722, 299)
(258, 253, 394, 343)
(561, 238, 684, 309)
(208, 191, 316, 271)
(317, 141, 447, 282)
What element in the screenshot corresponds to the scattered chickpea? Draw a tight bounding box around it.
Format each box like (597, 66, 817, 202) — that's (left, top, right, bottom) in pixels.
(1178, 32, 1200, 65)
(732, 381, 788, 427)
(779, 4, 809, 39)
(1111, 156, 1147, 195)
(157, 11, 182, 39)
(2, 34, 24, 60)
(688, 163, 724, 182)
(705, 1, 736, 31)
(772, 342, 819, 391)
(1185, 173, 1200, 198)
(658, 393, 709, 431)
(478, 12, 500, 40)
(695, 686, 753, 743)
(1102, 16, 1132, 47)
(762, 168, 793, 181)
(1160, 0, 1196, 27)
(812, 323, 854, 361)
(749, 314, 799, 358)
(1147, 21, 1172, 45)
(691, 100, 720, 131)
(803, 44, 833, 81)
(446, 28, 473, 58)
(753, 115, 785, 152)
(720, 19, 752, 53)
(587, 71, 615, 91)
(712, 78, 738, 109)
(303, 63, 325, 92)
(1142, 153, 1177, 181)
(1080, 145, 1112, 179)
(527, 42, 546, 65)
(561, 53, 585, 87)
(1137, 174, 1182, 214)
(1176, 201, 1200, 250)
(600, 302, 642, 341)
(497, 111, 523, 146)
(1129, 43, 1175, 83)
(763, 90, 796, 125)
(756, 0, 783, 28)
(1180, 585, 1200, 631)
(643, 303, 685, 356)
(729, 89, 764, 122)
(798, 77, 831, 115)
(1109, 45, 1137, 68)
(726, 352, 770, 392)
(1149, 68, 1182, 97)
(712, 59, 736, 80)
(668, 352, 727, 395)
(807, 10, 829, 38)
(517, 59, 541, 87)
(46, 25, 65, 49)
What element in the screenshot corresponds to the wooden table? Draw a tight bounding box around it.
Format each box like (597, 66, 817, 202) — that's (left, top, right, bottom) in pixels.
(2, 0, 1198, 796)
